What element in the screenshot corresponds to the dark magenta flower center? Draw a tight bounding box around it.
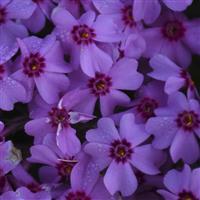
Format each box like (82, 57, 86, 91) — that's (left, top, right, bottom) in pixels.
(57, 160, 77, 177)
(0, 7, 6, 25)
(32, 0, 44, 3)
(0, 65, 5, 80)
(176, 111, 200, 131)
(137, 97, 158, 120)
(88, 72, 112, 96)
(71, 24, 96, 45)
(66, 191, 91, 200)
(178, 190, 198, 200)
(180, 70, 195, 90)
(121, 5, 135, 27)
(48, 107, 70, 128)
(109, 139, 133, 163)
(27, 182, 42, 193)
(23, 53, 45, 77)
(162, 20, 185, 41)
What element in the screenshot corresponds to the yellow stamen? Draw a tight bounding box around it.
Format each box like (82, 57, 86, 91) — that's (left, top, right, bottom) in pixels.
(81, 32, 89, 38)
(31, 65, 38, 70)
(186, 114, 193, 126)
(96, 82, 105, 90)
(117, 148, 126, 157)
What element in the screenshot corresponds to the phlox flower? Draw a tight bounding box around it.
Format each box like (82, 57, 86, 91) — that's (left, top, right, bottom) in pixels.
(0, 0, 36, 64)
(85, 114, 164, 196)
(146, 92, 200, 164)
(52, 6, 122, 76)
(158, 164, 200, 200)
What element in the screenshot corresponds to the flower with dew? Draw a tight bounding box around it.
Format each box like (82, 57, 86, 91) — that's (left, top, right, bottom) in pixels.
(12, 34, 71, 104)
(68, 58, 143, 116)
(149, 54, 197, 97)
(142, 11, 200, 67)
(158, 164, 200, 200)
(146, 92, 200, 164)
(84, 114, 164, 196)
(52, 6, 122, 76)
(0, 0, 36, 64)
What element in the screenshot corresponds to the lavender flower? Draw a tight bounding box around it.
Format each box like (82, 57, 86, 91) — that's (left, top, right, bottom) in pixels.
(68, 58, 143, 116)
(0, 0, 36, 64)
(85, 114, 164, 196)
(142, 11, 200, 67)
(12, 34, 71, 104)
(146, 92, 200, 164)
(133, 0, 193, 24)
(158, 164, 200, 200)
(52, 7, 122, 76)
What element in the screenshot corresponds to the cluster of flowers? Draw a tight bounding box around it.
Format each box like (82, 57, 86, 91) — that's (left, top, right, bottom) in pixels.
(0, 0, 200, 199)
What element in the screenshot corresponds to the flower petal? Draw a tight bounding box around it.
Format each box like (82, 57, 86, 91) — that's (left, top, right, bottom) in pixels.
(80, 44, 112, 77)
(28, 145, 57, 166)
(86, 117, 120, 144)
(110, 58, 143, 90)
(145, 117, 177, 149)
(163, 0, 192, 11)
(84, 143, 111, 170)
(104, 161, 138, 196)
(100, 89, 130, 116)
(35, 72, 69, 104)
(119, 113, 149, 147)
(163, 164, 191, 194)
(131, 144, 161, 175)
(57, 126, 81, 156)
(170, 130, 199, 164)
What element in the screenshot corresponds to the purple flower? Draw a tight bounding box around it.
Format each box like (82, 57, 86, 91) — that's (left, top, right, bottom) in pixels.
(28, 137, 79, 182)
(133, 0, 193, 24)
(12, 34, 71, 104)
(25, 90, 94, 155)
(68, 58, 143, 116)
(58, 151, 113, 200)
(0, 187, 51, 200)
(84, 114, 164, 196)
(149, 54, 196, 96)
(92, 0, 141, 32)
(146, 92, 200, 164)
(0, 0, 36, 64)
(117, 33, 146, 60)
(61, 165, 114, 200)
(158, 164, 200, 200)
(61, 178, 114, 200)
(12, 164, 48, 193)
(111, 81, 167, 124)
(142, 11, 200, 67)
(52, 7, 122, 76)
